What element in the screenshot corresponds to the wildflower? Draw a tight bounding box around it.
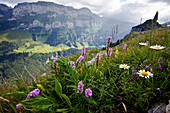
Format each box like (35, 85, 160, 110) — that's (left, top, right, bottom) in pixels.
(53, 58, 57, 70)
(26, 89, 40, 99)
(115, 55, 117, 59)
(77, 81, 84, 94)
(70, 61, 75, 70)
(108, 48, 112, 57)
(123, 44, 127, 50)
(158, 57, 162, 61)
(157, 88, 162, 93)
(92, 53, 95, 56)
(150, 68, 153, 72)
(108, 36, 111, 42)
(106, 37, 111, 55)
(37, 84, 45, 92)
(132, 70, 137, 75)
(85, 88, 92, 98)
(137, 70, 153, 78)
(129, 79, 133, 82)
(150, 45, 165, 50)
(139, 42, 148, 46)
(119, 64, 130, 69)
(145, 64, 149, 68)
(115, 48, 119, 54)
(96, 53, 100, 66)
(159, 64, 162, 70)
(16, 104, 23, 110)
(76, 55, 84, 64)
(51, 55, 54, 59)
(82, 47, 85, 56)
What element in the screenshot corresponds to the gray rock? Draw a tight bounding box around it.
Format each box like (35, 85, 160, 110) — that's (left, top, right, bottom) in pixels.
(148, 103, 166, 113)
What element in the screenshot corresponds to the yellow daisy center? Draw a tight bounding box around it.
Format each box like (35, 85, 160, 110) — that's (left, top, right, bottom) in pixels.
(141, 72, 148, 76)
(154, 47, 160, 49)
(141, 43, 145, 45)
(122, 66, 127, 68)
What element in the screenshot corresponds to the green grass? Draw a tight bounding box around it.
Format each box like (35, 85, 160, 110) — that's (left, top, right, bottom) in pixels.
(0, 27, 169, 112)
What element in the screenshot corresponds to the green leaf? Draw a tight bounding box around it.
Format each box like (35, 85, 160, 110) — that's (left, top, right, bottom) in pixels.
(85, 97, 97, 105)
(42, 92, 59, 106)
(56, 108, 68, 112)
(20, 96, 52, 109)
(55, 78, 62, 96)
(83, 73, 88, 83)
(9, 103, 18, 113)
(67, 85, 76, 88)
(61, 94, 72, 109)
(2, 91, 27, 97)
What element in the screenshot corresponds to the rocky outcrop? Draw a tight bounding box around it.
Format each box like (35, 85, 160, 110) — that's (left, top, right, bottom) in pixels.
(130, 19, 162, 33)
(29, 20, 44, 28)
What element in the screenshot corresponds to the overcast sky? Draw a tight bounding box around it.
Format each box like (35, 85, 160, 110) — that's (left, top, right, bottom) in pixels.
(0, 0, 169, 23)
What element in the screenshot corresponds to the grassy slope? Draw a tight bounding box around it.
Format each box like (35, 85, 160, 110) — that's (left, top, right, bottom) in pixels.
(0, 30, 88, 54)
(0, 28, 169, 112)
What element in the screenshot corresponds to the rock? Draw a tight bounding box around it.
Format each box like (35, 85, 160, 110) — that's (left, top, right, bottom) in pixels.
(130, 19, 162, 33)
(29, 20, 44, 28)
(52, 21, 62, 28)
(148, 103, 166, 113)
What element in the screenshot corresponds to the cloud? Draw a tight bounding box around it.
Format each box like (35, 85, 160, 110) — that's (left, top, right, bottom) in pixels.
(0, 0, 169, 23)
(149, 0, 170, 5)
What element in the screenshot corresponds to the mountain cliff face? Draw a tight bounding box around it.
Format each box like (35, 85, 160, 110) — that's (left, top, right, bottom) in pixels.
(0, 1, 133, 48)
(0, 1, 103, 46)
(1, 1, 100, 30)
(0, 4, 12, 18)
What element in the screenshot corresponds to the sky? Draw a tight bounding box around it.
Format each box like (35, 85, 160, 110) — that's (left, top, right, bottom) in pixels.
(0, 0, 170, 23)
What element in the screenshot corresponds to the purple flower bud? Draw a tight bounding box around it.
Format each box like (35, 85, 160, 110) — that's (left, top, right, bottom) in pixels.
(77, 81, 84, 94)
(16, 104, 23, 110)
(158, 57, 162, 61)
(162, 61, 164, 64)
(108, 48, 112, 57)
(82, 47, 85, 56)
(92, 53, 95, 56)
(159, 65, 162, 70)
(123, 44, 127, 50)
(26, 89, 40, 99)
(76, 55, 84, 64)
(115, 55, 117, 59)
(70, 61, 75, 70)
(129, 79, 133, 82)
(85, 88, 92, 98)
(157, 88, 162, 93)
(108, 37, 111, 42)
(132, 70, 135, 73)
(53, 58, 57, 70)
(146, 65, 150, 68)
(96, 53, 100, 66)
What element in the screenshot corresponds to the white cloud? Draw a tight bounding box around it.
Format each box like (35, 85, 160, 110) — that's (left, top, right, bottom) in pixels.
(0, 0, 169, 23)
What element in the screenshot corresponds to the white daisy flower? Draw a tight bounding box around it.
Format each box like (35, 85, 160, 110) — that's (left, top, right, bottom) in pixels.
(137, 70, 153, 78)
(139, 42, 148, 46)
(119, 64, 130, 69)
(150, 45, 165, 50)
